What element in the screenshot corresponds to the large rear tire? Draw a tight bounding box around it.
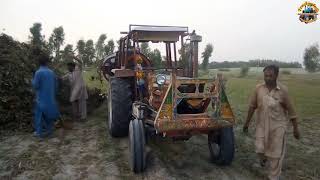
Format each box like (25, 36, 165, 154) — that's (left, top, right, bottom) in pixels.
(208, 127, 235, 165)
(129, 119, 146, 173)
(107, 77, 132, 137)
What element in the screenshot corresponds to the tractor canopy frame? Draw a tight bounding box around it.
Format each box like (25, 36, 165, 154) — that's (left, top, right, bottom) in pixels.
(115, 24, 202, 78)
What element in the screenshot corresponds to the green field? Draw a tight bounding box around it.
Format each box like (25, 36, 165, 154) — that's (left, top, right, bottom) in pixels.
(202, 68, 320, 179)
(201, 68, 320, 120)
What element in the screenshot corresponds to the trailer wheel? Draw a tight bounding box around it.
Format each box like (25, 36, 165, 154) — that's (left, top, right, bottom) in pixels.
(129, 119, 146, 173)
(208, 127, 234, 165)
(107, 77, 132, 137)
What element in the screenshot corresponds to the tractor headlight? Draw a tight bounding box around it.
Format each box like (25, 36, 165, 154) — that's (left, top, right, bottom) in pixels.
(156, 74, 166, 85)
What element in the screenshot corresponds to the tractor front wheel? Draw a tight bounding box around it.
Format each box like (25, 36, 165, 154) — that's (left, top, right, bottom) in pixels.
(107, 77, 132, 137)
(129, 119, 146, 173)
(208, 127, 235, 165)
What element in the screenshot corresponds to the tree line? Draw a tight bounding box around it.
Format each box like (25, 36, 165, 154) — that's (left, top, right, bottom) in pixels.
(27, 22, 320, 72)
(202, 43, 320, 73)
(28, 23, 215, 70)
(29, 22, 115, 66)
(208, 59, 302, 69)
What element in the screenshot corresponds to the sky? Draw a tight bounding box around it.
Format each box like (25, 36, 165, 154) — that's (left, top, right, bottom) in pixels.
(1, 0, 319, 63)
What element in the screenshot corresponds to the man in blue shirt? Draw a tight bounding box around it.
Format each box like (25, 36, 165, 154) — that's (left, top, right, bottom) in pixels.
(32, 53, 60, 138)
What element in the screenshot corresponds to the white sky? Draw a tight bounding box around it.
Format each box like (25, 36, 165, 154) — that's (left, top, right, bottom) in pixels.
(1, 0, 319, 63)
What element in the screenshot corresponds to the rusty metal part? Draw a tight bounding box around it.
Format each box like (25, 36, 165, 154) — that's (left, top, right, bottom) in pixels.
(119, 38, 125, 67)
(168, 42, 172, 68)
(112, 69, 135, 77)
(173, 42, 177, 67)
(147, 72, 169, 110)
(124, 36, 129, 68)
(152, 73, 235, 134)
(165, 43, 171, 68)
(190, 33, 202, 78)
(155, 117, 233, 134)
(186, 99, 203, 108)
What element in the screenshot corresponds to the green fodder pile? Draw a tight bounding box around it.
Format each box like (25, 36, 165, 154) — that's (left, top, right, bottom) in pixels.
(0, 34, 105, 133)
(0, 34, 37, 131)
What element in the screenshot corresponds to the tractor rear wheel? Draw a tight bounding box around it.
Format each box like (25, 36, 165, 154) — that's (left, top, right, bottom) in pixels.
(129, 119, 146, 173)
(208, 127, 235, 165)
(107, 77, 132, 137)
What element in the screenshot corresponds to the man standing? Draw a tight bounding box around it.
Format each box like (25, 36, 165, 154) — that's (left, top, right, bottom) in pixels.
(32, 53, 60, 138)
(63, 61, 88, 122)
(243, 65, 300, 180)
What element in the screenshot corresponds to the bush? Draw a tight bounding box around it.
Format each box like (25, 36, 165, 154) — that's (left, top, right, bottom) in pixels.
(281, 70, 291, 75)
(303, 43, 320, 72)
(239, 66, 250, 77)
(218, 68, 230, 72)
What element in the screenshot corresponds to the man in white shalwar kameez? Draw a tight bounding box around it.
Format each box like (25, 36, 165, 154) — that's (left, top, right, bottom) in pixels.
(243, 65, 300, 180)
(63, 62, 88, 121)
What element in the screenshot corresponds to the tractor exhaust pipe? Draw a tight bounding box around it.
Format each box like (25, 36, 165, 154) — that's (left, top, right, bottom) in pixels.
(189, 31, 202, 78)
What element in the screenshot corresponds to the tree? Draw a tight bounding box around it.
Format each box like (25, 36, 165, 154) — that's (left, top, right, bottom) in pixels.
(104, 39, 115, 56)
(83, 39, 95, 66)
(149, 49, 162, 68)
(29, 22, 44, 47)
(178, 42, 191, 69)
(303, 43, 320, 72)
(140, 42, 151, 56)
(95, 34, 107, 60)
(239, 66, 250, 77)
(76, 39, 86, 61)
(61, 44, 74, 62)
(138, 42, 162, 68)
(48, 26, 65, 62)
(201, 44, 213, 71)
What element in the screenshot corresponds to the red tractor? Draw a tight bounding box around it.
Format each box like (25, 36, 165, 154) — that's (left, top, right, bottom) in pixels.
(101, 25, 235, 173)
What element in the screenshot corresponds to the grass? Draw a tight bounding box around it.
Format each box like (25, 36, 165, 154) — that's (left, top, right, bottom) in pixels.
(202, 68, 320, 179)
(281, 70, 291, 75)
(228, 70, 320, 119)
(218, 68, 230, 72)
(199, 68, 320, 119)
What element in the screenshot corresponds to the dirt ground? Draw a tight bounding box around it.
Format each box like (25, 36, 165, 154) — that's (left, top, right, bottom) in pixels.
(0, 104, 319, 180)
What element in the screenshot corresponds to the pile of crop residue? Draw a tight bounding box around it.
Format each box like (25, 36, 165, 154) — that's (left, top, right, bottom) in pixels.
(0, 34, 37, 132)
(0, 34, 105, 134)
(57, 81, 106, 117)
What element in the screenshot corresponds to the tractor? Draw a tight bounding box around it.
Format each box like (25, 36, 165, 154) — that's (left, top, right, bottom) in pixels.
(101, 25, 235, 173)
